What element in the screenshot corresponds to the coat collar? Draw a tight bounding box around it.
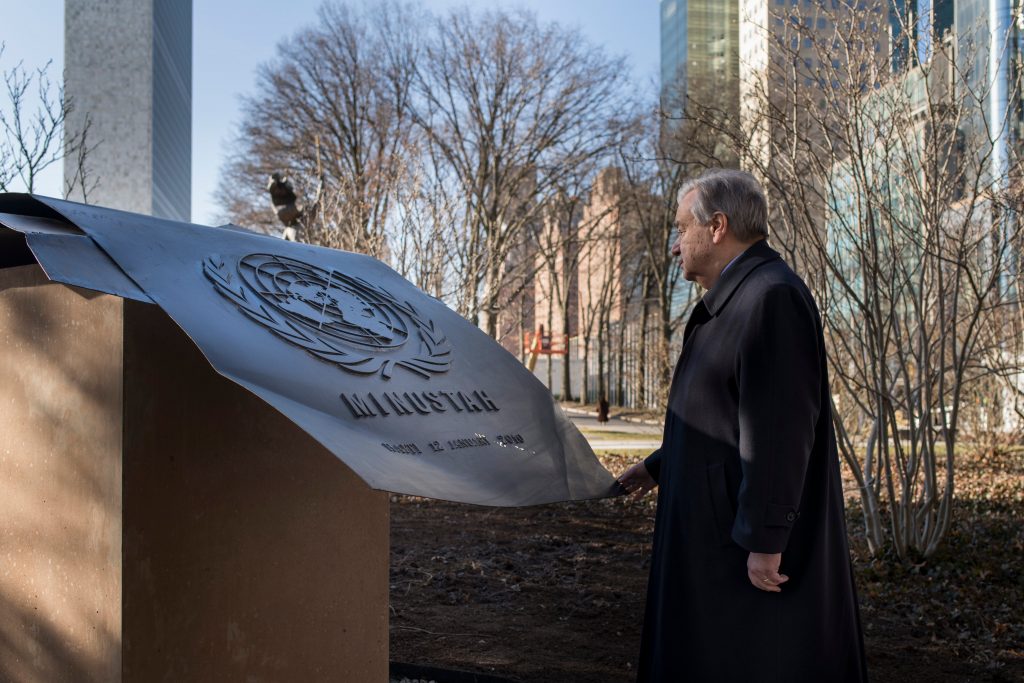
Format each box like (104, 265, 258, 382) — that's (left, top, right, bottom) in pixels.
(700, 239, 780, 316)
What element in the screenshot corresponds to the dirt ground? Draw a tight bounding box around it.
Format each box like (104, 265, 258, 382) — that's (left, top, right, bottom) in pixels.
(389, 451, 1024, 683)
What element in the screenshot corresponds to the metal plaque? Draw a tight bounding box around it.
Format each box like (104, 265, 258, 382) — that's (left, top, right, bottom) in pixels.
(0, 194, 619, 506)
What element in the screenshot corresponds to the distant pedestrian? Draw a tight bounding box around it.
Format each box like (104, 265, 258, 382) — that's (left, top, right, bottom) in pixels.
(616, 169, 867, 682)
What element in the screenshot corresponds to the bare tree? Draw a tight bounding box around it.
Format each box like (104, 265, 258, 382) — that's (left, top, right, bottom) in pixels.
(215, 2, 686, 412)
(386, 142, 461, 299)
(0, 45, 95, 199)
(410, 7, 633, 338)
(618, 112, 710, 408)
(533, 113, 701, 410)
(679, 4, 1024, 561)
(572, 168, 634, 405)
(216, 1, 419, 253)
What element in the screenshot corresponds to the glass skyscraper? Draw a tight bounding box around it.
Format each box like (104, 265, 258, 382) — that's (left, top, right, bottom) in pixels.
(660, 0, 739, 113)
(661, 0, 687, 96)
(660, 0, 740, 324)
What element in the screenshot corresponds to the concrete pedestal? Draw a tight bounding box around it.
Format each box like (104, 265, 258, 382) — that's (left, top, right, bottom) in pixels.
(0, 265, 389, 681)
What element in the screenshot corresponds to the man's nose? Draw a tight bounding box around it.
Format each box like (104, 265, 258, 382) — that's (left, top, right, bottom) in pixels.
(670, 240, 681, 256)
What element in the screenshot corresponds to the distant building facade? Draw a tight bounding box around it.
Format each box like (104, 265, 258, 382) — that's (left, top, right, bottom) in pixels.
(64, 0, 192, 221)
(738, 0, 891, 151)
(533, 199, 581, 349)
(529, 168, 667, 405)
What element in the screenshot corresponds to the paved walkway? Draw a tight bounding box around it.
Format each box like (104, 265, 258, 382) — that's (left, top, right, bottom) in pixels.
(565, 413, 662, 435)
(584, 439, 661, 450)
(566, 412, 661, 451)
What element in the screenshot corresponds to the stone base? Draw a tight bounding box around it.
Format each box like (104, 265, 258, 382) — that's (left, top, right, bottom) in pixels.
(0, 266, 388, 681)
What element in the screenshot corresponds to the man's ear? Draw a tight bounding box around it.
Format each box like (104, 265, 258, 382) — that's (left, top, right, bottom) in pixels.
(710, 211, 729, 245)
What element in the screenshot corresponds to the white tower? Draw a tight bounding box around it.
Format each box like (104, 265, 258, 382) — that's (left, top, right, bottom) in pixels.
(63, 0, 192, 221)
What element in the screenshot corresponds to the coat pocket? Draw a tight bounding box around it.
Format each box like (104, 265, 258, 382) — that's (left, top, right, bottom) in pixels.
(706, 462, 736, 547)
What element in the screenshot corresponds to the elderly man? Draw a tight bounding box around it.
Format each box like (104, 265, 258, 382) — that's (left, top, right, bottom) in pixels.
(617, 169, 867, 682)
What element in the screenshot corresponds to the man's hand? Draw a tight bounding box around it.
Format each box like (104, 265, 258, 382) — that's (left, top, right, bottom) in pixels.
(617, 461, 657, 497)
(747, 552, 788, 593)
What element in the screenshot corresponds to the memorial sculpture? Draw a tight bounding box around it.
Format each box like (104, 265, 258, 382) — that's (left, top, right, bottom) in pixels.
(0, 193, 619, 507)
(0, 192, 623, 680)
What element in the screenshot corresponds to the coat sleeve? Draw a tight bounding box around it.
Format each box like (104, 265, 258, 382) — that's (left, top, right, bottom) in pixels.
(731, 284, 822, 554)
(643, 447, 662, 484)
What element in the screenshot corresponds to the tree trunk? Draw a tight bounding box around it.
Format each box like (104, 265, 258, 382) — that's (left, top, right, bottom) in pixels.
(561, 303, 574, 401)
(547, 304, 555, 396)
(638, 275, 650, 407)
(580, 336, 591, 404)
(615, 319, 626, 406)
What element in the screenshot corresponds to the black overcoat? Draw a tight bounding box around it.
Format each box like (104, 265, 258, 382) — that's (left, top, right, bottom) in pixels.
(638, 240, 867, 682)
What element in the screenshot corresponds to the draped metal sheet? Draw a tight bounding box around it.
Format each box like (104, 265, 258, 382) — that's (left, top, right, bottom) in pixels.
(0, 194, 620, 506)
(0, 206, 152, 302)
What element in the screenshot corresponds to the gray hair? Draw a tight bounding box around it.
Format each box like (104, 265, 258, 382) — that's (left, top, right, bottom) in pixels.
(676, 169, 769, 242)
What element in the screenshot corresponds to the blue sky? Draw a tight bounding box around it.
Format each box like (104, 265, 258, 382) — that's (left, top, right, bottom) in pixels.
(0, 0, 659, 225)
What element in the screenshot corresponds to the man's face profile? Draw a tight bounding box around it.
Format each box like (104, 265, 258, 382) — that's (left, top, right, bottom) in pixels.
(671, 190, 714, 286)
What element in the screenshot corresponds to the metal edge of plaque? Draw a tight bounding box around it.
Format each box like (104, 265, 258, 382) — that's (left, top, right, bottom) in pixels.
(0, 195, 153, 303)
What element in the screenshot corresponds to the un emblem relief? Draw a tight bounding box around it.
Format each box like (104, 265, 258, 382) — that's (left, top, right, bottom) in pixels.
(203, 253, 452, 380)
